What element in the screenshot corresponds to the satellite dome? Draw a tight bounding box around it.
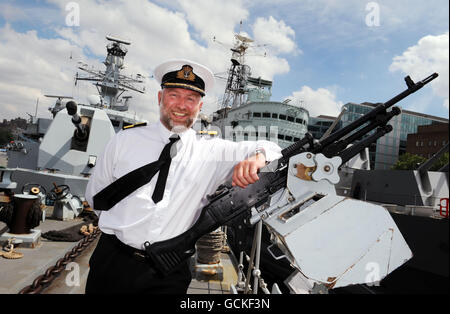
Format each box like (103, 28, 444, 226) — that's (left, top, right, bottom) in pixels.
(87, 95, 101, 105)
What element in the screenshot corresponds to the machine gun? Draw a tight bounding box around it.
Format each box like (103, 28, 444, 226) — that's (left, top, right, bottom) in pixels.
(144, 73, 438, 289)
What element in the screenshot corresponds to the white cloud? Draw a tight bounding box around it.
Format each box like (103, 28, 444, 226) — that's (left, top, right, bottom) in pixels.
(0, 0, 302, 121)
(0, 2, 60, 24)
(246, 55, 290, 81)
(0, 3, 28, 21)
(0, 24, 92, 120)
(389, 32, 449, 111)
(177, 0, 248, 44)
(252, 16, 300, 55)
(243, 15, 299, 81)
(247, 0, 449, 51)
(0, 0, 225, 120)
(285, 86, 343, 117)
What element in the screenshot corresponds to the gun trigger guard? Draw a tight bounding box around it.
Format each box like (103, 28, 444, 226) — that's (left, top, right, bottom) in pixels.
(267, 243, 288, 261)
(294, 163, 316, 181)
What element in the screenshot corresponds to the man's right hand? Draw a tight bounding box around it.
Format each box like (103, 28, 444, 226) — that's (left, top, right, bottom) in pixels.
(231, 153, 266, 188)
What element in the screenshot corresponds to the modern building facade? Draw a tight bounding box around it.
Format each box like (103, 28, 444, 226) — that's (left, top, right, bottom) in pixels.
(308, 115, 341, 140)
(341, 102, 448, 170)
(406, 123, 449, 158)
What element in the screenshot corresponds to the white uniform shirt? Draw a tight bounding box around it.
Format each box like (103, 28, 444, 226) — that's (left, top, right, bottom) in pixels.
(85, 120, 282, 250)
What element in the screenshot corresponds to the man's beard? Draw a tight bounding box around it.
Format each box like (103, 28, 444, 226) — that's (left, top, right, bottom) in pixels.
(159, 100, 199, 134)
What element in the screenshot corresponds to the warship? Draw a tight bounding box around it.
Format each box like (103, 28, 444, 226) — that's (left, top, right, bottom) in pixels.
(0, 35, 149, 293)
(4, 35, 148, 203)
(210, 34, 309, 149)
(0, 32, 447, 295)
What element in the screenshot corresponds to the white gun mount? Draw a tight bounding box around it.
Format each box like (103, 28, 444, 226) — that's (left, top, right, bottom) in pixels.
(235, 152, 413, 294)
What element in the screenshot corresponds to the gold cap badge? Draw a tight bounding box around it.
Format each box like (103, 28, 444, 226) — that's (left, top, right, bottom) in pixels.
(176, 65, 196, 82)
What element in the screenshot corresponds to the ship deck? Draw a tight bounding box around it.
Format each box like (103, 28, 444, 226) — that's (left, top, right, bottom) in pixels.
(2, 151, 238, 294)
(0, 209, 238, 294)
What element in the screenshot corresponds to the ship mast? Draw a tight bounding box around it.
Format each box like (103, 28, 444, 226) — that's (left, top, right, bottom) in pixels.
(75, 35, 145, 111)
(220, 34, 254, 109)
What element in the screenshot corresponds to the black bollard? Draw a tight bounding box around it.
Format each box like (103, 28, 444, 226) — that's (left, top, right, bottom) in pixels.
(9, 194, 38, 234)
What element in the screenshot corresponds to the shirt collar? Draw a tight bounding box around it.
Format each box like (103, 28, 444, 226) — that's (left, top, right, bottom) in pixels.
(156, 120, 192, 145)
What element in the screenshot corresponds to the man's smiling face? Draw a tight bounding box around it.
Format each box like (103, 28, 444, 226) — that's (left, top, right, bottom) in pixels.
(158, 87, 203, 132)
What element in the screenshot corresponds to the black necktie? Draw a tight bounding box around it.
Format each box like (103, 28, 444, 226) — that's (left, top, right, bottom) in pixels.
(151, 136, 179, 203)
(93, 135, 180, 210)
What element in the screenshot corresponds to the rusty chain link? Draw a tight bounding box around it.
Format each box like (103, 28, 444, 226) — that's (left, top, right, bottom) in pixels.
(18, 228, 101, 294)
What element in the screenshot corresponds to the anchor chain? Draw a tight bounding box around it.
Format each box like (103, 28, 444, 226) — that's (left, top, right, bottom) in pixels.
(18, 228, 101, 294)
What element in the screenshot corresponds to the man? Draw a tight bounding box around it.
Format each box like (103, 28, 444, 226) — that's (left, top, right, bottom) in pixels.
(84, 59, 281, 294)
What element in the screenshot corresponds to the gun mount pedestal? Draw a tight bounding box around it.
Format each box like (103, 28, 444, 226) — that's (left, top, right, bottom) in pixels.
(49, 184, 83, 221)
(51, 199, 83, 221)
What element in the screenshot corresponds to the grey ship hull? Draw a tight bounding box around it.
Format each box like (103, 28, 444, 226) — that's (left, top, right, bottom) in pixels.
(373, 213, 449, 294)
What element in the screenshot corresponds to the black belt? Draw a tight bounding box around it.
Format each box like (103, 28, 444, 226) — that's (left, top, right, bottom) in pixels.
(105, 233, 152, 264)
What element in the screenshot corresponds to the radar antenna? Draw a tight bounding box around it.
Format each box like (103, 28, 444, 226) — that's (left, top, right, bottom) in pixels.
(44, 95, 74, 117)
(74, 35, 145, 111)
(214, 31, 269, 109)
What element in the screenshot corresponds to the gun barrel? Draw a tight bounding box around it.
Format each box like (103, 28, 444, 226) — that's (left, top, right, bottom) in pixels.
(325, 73, 437, 146)
(281, 132, 313, 160)
(421, 72, 439, 85)
(66, 101, 88, 140)
(280, 73, 438, 160)
(320, 106, 401, 158)
(338, 125, 393, 165)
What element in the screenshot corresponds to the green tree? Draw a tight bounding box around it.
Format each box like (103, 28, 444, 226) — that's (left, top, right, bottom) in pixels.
(391, 153, 426, 170)
(392, 152, 449, 171)
(430, 152, 449, 171)
(0, 129, 13, 146)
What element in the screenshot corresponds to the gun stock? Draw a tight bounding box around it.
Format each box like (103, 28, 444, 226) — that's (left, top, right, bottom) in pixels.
(145, 168, 287, 274)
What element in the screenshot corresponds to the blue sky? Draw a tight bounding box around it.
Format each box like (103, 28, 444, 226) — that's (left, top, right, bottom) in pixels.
(0, 0, 448, 121)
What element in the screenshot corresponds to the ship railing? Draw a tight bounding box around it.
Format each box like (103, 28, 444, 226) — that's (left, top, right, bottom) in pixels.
(357, 190, 449, 219)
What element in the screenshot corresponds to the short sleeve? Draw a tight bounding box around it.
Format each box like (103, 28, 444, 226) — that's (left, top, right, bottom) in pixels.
(85, 133, 120, 213)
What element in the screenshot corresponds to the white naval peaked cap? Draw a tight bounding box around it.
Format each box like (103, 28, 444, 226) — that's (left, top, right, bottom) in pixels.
(154, 59, 215, 97)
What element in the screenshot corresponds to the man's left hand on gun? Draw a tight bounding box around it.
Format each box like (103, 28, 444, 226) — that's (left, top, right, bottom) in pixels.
(232, 152, 266, 188)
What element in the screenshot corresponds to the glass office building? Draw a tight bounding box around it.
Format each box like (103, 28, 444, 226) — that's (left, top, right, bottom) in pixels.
(341, 102, 448, 170)
(308, 115, 342, 140)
